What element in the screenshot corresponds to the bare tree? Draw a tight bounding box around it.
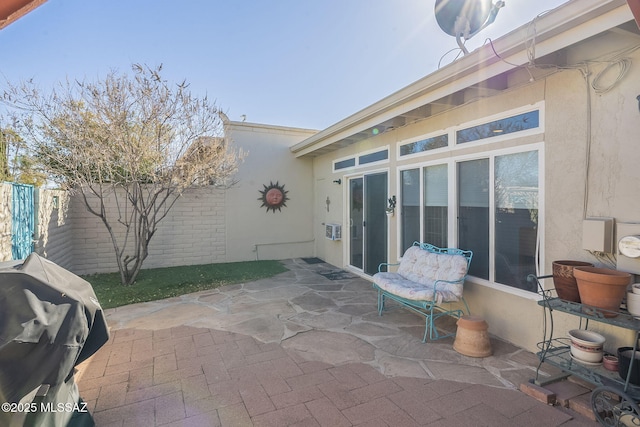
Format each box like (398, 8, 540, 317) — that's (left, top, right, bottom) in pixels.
(3, 64, 243, 285)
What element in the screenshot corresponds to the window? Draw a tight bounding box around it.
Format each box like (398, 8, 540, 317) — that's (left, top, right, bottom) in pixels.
(494, 151, 538, 291)
(333, 147, 389, 172)
(359, 149, 388, 165)
(458, 159, 490, 280)
(456, 110, 540, 144)
(400, 164, 448, 254)
(457, 150, 539, 292)
(398, 148, 540, 293)
(400, 134, 448, 156)
(334, 158, 356, 170)
(423, 164, 448, 248)
(400, 169, 420, 252)
(396, 106, 543, 293)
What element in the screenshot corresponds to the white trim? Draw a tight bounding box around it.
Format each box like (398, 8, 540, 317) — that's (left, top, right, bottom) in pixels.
(342, 167, 391, 274)
(452, 102, 545, 150)
(394, 103, 545, 162)
(396, 130, 451, 160)
(332, 146, 390, 172)
(333, 155, 356, 172)
(396, 141, 544, 297)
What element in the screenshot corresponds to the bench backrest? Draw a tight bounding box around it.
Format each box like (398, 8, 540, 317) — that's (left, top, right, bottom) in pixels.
(397, 242, 473, 287)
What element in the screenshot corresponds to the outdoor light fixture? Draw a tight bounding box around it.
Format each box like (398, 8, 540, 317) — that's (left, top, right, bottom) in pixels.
(333, 179, 342, 185)
(386, 195, 397, 216)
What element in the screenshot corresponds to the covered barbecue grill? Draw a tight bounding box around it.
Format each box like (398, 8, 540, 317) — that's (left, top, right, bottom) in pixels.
(0, 253, 109, 427)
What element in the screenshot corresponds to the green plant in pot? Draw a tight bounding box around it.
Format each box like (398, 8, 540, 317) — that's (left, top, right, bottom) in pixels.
(574, 266, 632, 317)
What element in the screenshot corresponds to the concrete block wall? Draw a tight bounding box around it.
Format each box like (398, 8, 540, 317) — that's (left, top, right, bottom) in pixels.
(0, 183, 12, 262)
(35, 189, 73, 270)
(70, 186, 227, 275)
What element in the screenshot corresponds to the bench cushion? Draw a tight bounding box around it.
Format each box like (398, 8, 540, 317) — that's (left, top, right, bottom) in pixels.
(373, 246, 468, 304)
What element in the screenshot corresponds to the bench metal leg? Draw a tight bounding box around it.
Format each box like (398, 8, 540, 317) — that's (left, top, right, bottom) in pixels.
(374, 285, 470, 342)
(377, 289, 385, 315)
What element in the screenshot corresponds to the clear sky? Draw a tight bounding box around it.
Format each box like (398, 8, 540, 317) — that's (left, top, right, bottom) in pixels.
(0, 0, 569, 130)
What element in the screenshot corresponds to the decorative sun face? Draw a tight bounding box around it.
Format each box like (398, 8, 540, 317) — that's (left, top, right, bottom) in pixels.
(258, 181, 289, 213)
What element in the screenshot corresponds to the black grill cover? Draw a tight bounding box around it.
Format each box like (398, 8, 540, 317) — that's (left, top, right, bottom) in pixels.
(0, 253, 109, 409)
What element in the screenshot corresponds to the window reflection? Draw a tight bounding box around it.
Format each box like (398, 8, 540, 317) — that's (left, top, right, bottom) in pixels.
(401, 169, 420, 252)
(335, 158, 355, 170)
(424, 165, 448, 248)
(400, 134, 448, 156)
(495, 151, 538, 292)
(457, 111, 539, 144)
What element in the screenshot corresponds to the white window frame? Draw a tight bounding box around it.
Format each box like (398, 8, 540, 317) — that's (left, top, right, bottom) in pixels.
(332, 146, 390, 172)
(453, 143, 545, 301)
(397, 129, 451, 160)
(452, 102, 545, 150)
(394, 103, 546, 300)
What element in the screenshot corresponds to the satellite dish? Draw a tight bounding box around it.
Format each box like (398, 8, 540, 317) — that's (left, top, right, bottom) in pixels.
(435, 0, 505, 54)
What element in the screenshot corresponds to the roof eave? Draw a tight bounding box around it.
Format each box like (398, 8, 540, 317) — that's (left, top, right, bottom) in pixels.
(290, 0, 630, 157)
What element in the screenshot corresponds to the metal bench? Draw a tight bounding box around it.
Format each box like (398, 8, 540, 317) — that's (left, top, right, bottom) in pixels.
(372, 242, 473, 342)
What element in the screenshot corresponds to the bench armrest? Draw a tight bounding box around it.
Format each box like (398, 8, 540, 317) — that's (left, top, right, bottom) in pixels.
(377, 262, 400, 273)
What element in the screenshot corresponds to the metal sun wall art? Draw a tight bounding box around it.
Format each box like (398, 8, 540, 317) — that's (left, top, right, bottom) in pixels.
(258, 181, 289, 213)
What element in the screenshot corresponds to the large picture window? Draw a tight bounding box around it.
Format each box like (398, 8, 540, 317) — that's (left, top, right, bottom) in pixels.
(458, 150, 539, 291)
(400, 169, 420, 253)
(399, 148, 540, 293)
(494, 151, 538, 291)
(400, 165, 448, 254)
(423, 164, 448, 248)
(458, 159, 490, 280)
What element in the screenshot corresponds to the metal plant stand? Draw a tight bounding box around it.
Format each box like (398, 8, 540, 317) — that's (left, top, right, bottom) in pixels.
(531, 274, 640, 426)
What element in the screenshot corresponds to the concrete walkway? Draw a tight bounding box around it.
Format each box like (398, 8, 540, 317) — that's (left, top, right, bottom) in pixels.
(75, 258, 598, 426)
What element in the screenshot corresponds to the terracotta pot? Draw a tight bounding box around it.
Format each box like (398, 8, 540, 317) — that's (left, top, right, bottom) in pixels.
(552, 260, 594, 303)
(574, 267, 632, 317)
(453, 315, 492, 358)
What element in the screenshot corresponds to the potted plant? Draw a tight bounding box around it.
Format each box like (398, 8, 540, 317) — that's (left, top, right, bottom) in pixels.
(552, 260, 594, 302)
(574, 266, 632, 317)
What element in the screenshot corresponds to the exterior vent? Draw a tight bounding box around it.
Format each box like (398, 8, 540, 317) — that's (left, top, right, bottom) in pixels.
(325, 223, 342, 241)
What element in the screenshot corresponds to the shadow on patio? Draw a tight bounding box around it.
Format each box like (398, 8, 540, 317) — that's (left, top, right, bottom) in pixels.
(75, 258, 597, 426)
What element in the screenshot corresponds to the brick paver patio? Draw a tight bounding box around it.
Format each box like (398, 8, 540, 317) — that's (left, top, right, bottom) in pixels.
(76, 325, 595, 426)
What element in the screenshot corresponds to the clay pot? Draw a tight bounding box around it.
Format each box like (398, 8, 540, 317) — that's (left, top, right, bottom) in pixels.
(574, 267, 632, 317)
(603, 354, 619, 372)
(453, 316, 492, 358)
(552, 260, 594, 303)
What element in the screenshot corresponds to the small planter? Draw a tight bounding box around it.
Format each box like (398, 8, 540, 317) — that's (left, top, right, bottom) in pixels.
(552, 260, 594, 303)
(603, 354, 619, 371)
(568, 329, 604, 364)
(618, 347, 640, 385)
(574, 267, 632, 317)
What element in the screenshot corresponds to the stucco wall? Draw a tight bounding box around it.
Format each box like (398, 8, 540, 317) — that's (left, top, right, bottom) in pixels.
(224, 122, 317, 262)
(309, 31, 640, 353)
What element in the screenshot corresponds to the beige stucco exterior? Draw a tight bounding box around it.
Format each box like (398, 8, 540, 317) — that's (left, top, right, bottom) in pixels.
(224, 122, 317, 262)
(2, 0, 639, 356)
(296, 0, 640, 353)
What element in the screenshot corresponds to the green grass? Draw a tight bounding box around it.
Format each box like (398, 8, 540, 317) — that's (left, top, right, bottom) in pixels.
(84, 260, 288, 309)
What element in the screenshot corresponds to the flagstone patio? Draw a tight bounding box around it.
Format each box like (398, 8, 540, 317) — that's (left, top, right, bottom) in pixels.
(75, 258, 598, 426)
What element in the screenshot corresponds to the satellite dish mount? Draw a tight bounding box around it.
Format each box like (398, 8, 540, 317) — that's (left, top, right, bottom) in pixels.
(435, 0, 505, 54)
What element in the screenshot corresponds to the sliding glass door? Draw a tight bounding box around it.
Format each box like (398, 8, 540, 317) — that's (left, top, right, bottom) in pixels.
(348, 172, 388, 275)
